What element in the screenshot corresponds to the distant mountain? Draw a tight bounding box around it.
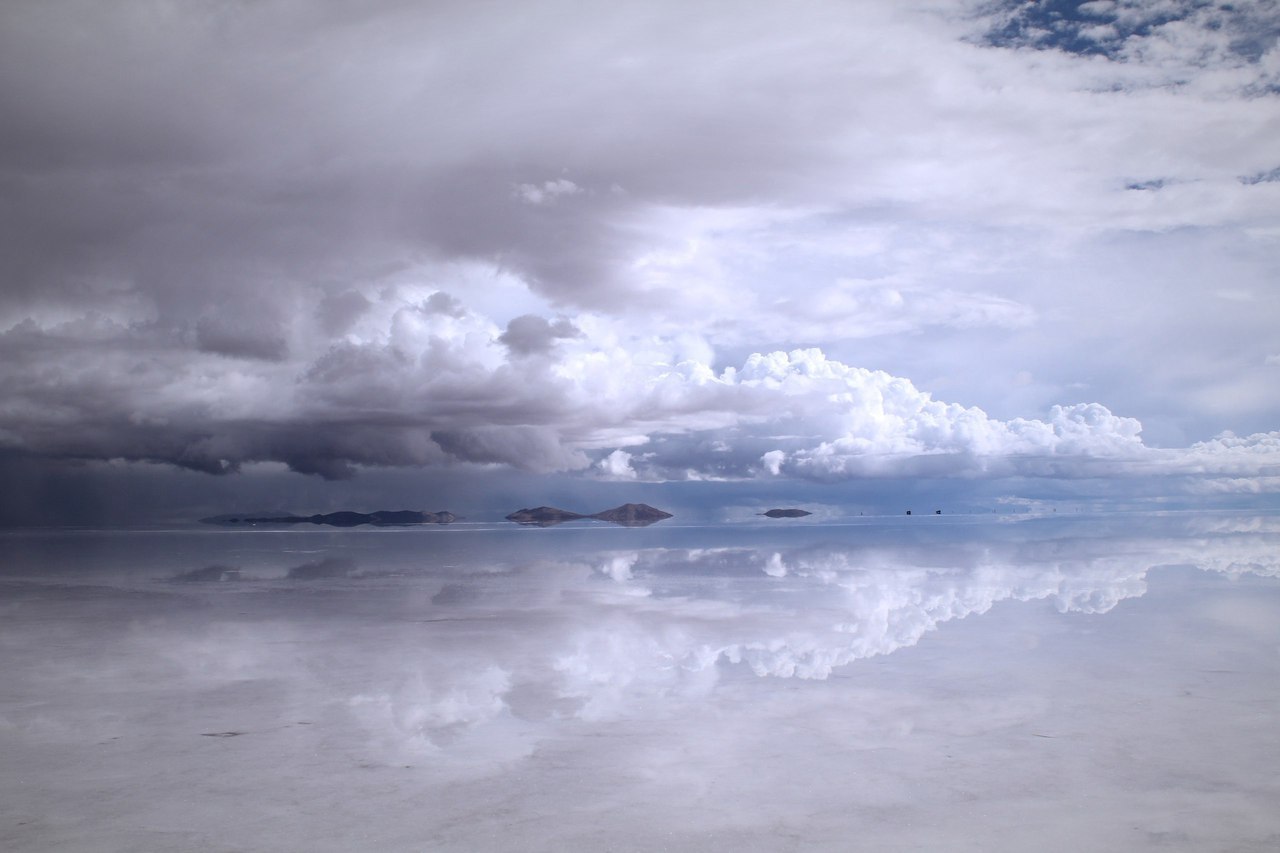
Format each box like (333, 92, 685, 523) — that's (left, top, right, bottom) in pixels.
(504, 506, 586, 526)
(762, 508, 812, 518)
(505, 503, 673, 527)
(201, 510, 456, 527)
(589, 503, 673, 526)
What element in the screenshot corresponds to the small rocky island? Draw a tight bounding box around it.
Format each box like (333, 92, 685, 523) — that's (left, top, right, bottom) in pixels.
(762, 508, 812, 518)
(591, 503, 674, 525)
(506, 503, 673, 528)
(202, 510, 456, 527)
(504, 506, 587, 526)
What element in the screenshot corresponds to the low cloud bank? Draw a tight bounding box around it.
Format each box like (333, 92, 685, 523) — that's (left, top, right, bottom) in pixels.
(2, 292, 1278, 496)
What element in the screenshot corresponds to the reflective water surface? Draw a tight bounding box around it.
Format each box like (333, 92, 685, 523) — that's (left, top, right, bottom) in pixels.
(2, 513, 1279, 851)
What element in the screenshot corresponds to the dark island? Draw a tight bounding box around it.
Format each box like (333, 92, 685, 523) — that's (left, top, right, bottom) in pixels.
(506, 503, 673, 528)
(762, 508, 812, 518)
(202, 510, 456, 527)
(504, 506, 586, 526)
(590, 503, 673, 526)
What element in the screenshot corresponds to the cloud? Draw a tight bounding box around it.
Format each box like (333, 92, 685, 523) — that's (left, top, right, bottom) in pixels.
(315, 290, 373, 336)
(514, 178, 583, 206)
(2, 277, 1278, 490)
(980, 0, 1280, 91)
(0, 0, 1276, 500)
(1175, 431, 1280, 476)
(431, 426, 590, 473)
(498, 314, 581, 356)
(1188, 475, 1280, 495)
(195, 314, 289, 362)
(597, 449, 638, 480)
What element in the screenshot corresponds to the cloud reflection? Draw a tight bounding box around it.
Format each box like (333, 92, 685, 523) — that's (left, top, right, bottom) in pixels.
(4, 515, 1280, 766)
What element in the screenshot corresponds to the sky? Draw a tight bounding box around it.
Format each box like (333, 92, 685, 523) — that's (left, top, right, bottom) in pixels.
(2, 0, 1279, 524)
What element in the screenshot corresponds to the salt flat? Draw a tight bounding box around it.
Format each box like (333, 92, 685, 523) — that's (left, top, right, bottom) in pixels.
(2, 513, 1278, 851)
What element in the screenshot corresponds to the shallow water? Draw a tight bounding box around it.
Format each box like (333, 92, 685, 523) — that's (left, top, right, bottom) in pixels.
(2, 512, 1279, 851)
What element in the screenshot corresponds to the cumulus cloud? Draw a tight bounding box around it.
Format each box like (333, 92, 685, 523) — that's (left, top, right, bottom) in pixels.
(2, 279, 1278, 490)
(597, 449, 638, 480)
(1174, 431, 1280, 477)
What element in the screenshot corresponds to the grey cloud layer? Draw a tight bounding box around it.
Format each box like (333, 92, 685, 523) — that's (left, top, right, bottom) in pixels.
(2, 0, 1278, 492)
(3, 287, 1278, 489)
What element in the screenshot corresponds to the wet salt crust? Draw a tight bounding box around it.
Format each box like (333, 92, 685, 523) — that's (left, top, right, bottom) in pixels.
(2, 513, 1279, 852)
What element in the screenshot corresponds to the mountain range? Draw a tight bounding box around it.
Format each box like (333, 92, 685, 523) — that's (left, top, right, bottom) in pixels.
(201, 510, 456, 527)
(505, 503, 673, 527)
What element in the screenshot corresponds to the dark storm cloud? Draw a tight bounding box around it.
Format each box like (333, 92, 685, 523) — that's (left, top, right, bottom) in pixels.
(431, 425, 589, 472)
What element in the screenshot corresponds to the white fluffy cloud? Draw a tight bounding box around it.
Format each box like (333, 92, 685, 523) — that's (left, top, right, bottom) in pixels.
(596, 449, 639, 480)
